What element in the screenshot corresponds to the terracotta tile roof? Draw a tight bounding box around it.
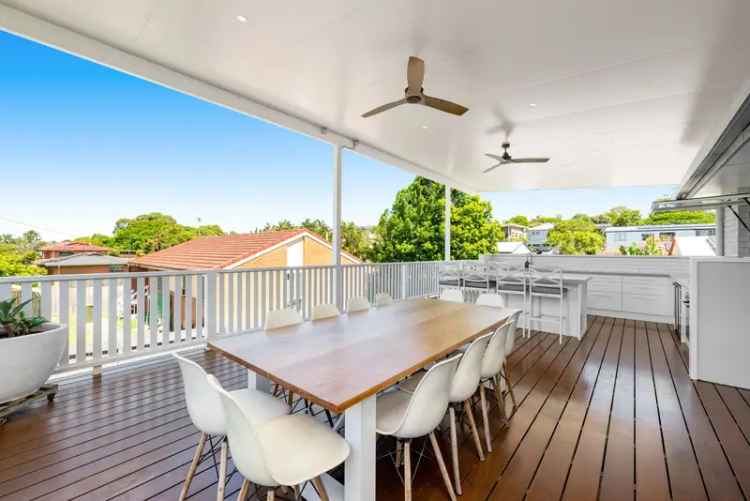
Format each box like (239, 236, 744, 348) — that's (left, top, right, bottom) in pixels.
(132, 229, 311, 270)
(41, 241, 111, 253)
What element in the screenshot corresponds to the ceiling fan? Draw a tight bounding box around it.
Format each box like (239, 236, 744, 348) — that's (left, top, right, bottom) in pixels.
(484, 142, 550, 173)
(361, 56, 469, 118)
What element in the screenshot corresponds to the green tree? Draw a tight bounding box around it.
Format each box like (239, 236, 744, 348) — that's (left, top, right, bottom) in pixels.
(505, 215, 529, 227)
(529, 215, 563, 227)
(110, 213, 223, 255)
(368, 177, 502, 262)
(603, 206, 642, 226)
(643, 210, 715, 225)
(620, 236, 663, 256)
(261, 219, 371, 259)
(547, 219, 605, 255)
(0, 243, 46, 277)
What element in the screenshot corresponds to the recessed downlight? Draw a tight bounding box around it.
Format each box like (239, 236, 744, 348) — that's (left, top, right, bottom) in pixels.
(529, 103, 537, 107)
(236, 15, 248, 23)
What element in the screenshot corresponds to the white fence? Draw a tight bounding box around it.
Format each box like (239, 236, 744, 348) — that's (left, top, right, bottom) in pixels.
(0, 262, 442, 373)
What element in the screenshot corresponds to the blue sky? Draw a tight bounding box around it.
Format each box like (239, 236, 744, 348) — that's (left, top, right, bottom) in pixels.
(0, 30, 674, 240)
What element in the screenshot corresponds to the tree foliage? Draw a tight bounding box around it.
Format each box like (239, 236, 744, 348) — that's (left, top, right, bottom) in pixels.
(643, 210, 715, 225)
(261, 218, 371, 259)
(106, 213, 224, 255)
(505, 215, 529, 227)
(601, 206, 642, 226)
(547, 219, 605, 255)
(0, 242, 46, 277)
(368, 177, 502, 262)
(619, 236, 664, 256)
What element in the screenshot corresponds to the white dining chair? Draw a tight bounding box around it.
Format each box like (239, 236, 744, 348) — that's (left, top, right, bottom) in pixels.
(264, 307, 303, 330)
(346, 295, 371, 313)
(264, 308, 303, 406)
(398, 333, 492, 495)
(503, 310, 522, 414)
(377, 354, 462, 501)
(207, 375, 350, 501)
(477, 320, 510, 453)
(374, 292, 394, 307)
(439, 288, 464, 303)
(311, 303, 340, 321)
(173, 353, 289, 501)
(476, 292, 505, 308)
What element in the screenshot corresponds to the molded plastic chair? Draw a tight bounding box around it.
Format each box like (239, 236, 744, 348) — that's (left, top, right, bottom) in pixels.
(173, 353, 288, 501)
(264, 308, 303, 330)
(476, 292, 505, 309)
(478, 321, 510, 452)
(374, 292, 394, 307)
(439, 288, 464, 303)
(311, 303, 340, 321)
(377, 354, 462, 501)
(346, 295, 370, 313)
(264, 308, 303, 405)
(398, 334, 492, 495)
(207, 375, 350, 500)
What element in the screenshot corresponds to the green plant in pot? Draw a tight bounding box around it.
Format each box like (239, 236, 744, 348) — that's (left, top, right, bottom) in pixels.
(0, 298, 47, 338)
(0, 296, 67, 407)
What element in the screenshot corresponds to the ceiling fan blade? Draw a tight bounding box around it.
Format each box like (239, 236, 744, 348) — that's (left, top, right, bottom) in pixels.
(407, 56, 425, 93)
(485, 153, 504, 162)
(361, 98, 408, 118)
(423, 95, 469, 116)
(509, 157, 550, 163)
(483, 163, 503, 173)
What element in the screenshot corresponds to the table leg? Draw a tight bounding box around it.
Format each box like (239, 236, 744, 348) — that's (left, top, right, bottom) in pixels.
(345, 396, 377, 501)
(247, 370, 273, 394)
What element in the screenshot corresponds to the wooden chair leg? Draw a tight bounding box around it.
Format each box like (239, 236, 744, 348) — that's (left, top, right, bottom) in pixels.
(503, 364, 518, 414)
(492, 376, 508, 424)
(463, 400, 485, 461)
(216, 440, 228, 501)
(404, 440, 412, 501)
(180, 432, 207, 501)
(449, 406, 462, 495)
(480, 384, 492, 452)
(312, 476, 330, 501)
(237, 479, 251, 501)
(429, 432, 458, 501)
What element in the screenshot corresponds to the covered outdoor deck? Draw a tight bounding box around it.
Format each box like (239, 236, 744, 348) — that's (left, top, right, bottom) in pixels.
(1, 316, 747, 501)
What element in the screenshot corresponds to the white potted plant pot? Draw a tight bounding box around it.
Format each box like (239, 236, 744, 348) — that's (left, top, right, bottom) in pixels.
(0, 323, 67, 404)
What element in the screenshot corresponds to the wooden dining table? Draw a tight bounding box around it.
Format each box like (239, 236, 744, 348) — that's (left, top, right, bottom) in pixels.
(208, 298, 513, 501)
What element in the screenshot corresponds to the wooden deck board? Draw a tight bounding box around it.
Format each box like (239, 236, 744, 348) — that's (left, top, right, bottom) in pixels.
(1, 317, 749, 500)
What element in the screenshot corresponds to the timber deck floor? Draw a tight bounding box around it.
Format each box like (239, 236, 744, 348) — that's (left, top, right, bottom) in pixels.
(0, 316, 748, 500)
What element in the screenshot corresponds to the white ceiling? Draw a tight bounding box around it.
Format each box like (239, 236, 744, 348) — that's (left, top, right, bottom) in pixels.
(2, 0, 750, 193)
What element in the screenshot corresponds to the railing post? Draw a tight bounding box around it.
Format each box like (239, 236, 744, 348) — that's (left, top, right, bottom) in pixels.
(205, 271, 217, 342)
(401, 263, 408, 299)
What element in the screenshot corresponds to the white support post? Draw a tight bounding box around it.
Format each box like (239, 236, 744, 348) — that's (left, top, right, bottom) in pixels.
(445, 184, 452, 261)
(333, 144, 343, 309)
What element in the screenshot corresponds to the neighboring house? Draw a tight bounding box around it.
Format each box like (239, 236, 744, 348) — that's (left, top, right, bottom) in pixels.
(40, 241, 112, 259)
(604, 223, 716, 251)
(496, 241, 531, 255)
(131, 228, 361, 271)
(669, 236, 717, 257)
(37, 253, 130, 275)
(502, 224, 527, 241)
(527, 223, 555, 247)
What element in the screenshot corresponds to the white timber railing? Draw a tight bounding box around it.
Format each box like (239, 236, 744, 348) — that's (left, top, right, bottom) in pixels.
(0, 261, 443, 373)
